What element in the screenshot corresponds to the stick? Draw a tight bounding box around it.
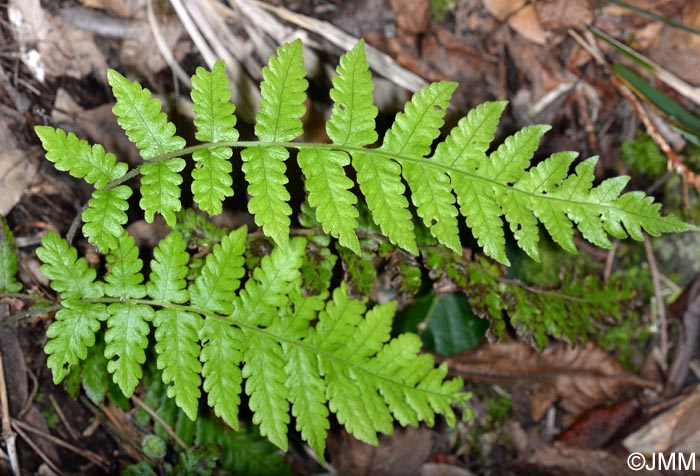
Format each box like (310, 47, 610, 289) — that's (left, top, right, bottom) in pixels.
(0, 352, 20, 476)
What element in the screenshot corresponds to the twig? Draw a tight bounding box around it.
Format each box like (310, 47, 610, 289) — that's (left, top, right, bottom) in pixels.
(147, 0, 191, 88)
(11, 421, 62, 475)
(131, 395, 188, 449)
(644, 234, 668, 371)
(0, 304, 61, 325)
(0, 352, 20, 476)
(49, 394, 80, 441)
(603, 240, 619, 285)
(12, 419, 108, 471)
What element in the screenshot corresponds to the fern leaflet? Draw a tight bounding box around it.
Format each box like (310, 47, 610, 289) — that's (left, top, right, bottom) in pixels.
(191, 60, 238, 216)
(242, 39, 307, 247)
(0, 216, 22, 293)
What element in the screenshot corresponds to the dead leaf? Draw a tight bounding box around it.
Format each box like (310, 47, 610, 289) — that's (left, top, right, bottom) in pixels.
(535, 0, 595, 31)
(390, 0, 430, 34)
(482, 0, 527, 21)
(420, 463, 476, 476)
(508, 4, 549, 45)
(624, 387, 700, 454)
(512, 442, 670, 476)
(447, 341, 656, 421)
(8, 0, 106, 81)
(647, 2, 700, 86)
(556, 398, 641, 448)
(328, 426, 433, 476)
(0, 115, 38, 215)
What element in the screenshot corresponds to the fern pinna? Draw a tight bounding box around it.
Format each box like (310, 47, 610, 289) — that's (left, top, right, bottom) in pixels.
(34, 39, 691, 455)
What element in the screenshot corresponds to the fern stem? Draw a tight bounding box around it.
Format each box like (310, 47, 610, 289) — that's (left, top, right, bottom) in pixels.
(102, 141, 636, 218)
(84, 296, 454, 399)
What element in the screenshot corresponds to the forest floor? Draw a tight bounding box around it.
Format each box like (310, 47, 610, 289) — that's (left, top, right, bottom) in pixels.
(2, 0, 700, 475)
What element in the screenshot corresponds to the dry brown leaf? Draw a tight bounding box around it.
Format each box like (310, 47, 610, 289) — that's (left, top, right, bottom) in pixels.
(508, 4, 549, 45)
(624, 388, 700, 454)
(8, 0, 106, 82)
(390, 0, 431, 34)
(647, 2, 700, 86)
(447, 341, 656, 421)
(0, 116, 38, 215)
(328, 426, 433, 476)
(535, 0, 595, 31)
(482, 0, 527, 21)
(513, 442, 670, 476)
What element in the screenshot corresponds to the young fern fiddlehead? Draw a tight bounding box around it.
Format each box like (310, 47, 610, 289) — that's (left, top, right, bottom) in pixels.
(33, 38, 693, 457)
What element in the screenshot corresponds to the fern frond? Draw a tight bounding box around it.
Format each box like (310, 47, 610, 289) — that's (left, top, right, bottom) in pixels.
(0, 216, 22, 293)
(327, 39, 378, 147)
(35, 127, 128, 189)
(148, 232, 189, 303)
(242, 332, 290, 450)
(154, 309, 202, 420)
(353, 152, 417, 254)
(36, 232, 103, 299)
(108, 70, 186, 160)
(105, 302, 154, 396)
(82, 186, 132, 252)
(108, 69, 186, 225)
(189, 227, 247, 315)
(242, 39, 308, 247)
(200, 317, 244, 429)
(384, 81, 460, 252)
(104, 234, 147, 299)
(45, 300, 109, 383)
(191, 60, 238, 215)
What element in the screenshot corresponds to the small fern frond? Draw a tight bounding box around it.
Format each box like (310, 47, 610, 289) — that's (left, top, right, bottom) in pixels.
(385, 81, 461, 252)
(199, 317, 244, 429)
(0, 216, 22, 293)
(189, 227, 247, 315)
(326, 39, 378, 147)
(108, 70, 186, 225)
(36, 232, 103, 299)
(242, 39, 308, 247)
(105, 302, 154, 396)
(35, 127, 128, 189)
(104, 234, 147, 299)
(154, 309, 202, 421)
(148, 232, 189, 303)
(191, 60, 238, 215)
(45, 300, 108, 383)
(107, 70, 186, 160)
(82, 186, 132, 252)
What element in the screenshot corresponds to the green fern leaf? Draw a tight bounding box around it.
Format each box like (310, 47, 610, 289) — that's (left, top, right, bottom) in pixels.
(298, 149, 360, 253)
(34, 126, 127, 189)
(234, 238, 305, 326)
(326, 39, 378, 147)
(104, 234, 147, 299)
(107, 69, 186, 225)
(384, 81, 460, 252)
(200, 317, 244, 429)
(242, 332, 290, 451)
(283, 345, 329, 459)
(433, 101, 508, 262)
(139, 159, 186, 226)
(105, 302, 154, 396)
(189, 227, 247, 315)
(36, 232, 103, 299)
(242, 39, 308, 247)
(45, 300, 108, 383)
(154, 309, 202, 420)
(0, 216, 22, 293)
(107, 70, 186, 160)
(148, 232, 189, 303)
(82, 185, 132, 252)
(191, 60, 238, 215)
